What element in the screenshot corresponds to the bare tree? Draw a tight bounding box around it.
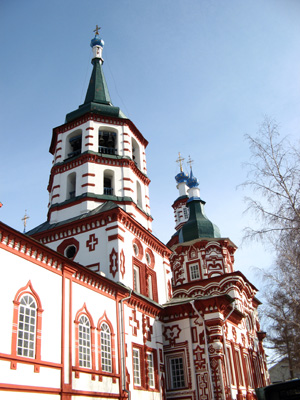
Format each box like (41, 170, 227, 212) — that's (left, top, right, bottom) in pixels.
(242, 117, 300, 373)
(242, 117, 300, 242)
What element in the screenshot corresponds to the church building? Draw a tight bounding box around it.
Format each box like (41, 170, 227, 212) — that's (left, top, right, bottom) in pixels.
(0, 29, 269, 400)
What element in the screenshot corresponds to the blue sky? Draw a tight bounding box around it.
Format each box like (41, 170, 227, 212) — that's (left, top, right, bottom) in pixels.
(1, 0, 300, 291)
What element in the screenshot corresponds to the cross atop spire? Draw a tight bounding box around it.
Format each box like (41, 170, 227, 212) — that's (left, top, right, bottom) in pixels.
(187, 155, 194, 170)
(94, 25, 101, 35)
(65, 28, 126, 123)
(176, 152, 185, 172)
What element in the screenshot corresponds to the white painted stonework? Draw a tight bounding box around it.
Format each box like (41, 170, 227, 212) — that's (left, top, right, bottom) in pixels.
(0, 32, 269, 400)
(48, 118, 151, 230)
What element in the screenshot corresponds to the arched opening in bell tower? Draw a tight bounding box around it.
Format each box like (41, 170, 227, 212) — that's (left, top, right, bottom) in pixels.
(131, 137, 141, 169)
(103, 170, 114, 195)
(98, 130, 117, 155)
(65, 130, 82, 159)
(67, 172, 76, 200)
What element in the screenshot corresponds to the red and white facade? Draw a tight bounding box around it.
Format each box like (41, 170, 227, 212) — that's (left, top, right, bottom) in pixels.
(163, 237, 269, 400)
(48, 116, 152, 230)
(0, 30, 269, 400)
(0, 221, 168, 400)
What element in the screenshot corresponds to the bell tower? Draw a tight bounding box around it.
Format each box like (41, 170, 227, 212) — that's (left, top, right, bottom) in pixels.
(47, 28, 152, 230)
(28, 29, 172, 305)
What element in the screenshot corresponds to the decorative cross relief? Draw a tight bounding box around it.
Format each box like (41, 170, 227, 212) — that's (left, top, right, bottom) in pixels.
(129, 309, 139, 336)
(86, 234, 98, 251)
(142, 315, 153, 343)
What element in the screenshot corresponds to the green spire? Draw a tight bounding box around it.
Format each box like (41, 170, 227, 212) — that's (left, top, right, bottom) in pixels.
(179, 198, 221, 242)
(65, 31, 126, 123)
(84, 59, 112, 105)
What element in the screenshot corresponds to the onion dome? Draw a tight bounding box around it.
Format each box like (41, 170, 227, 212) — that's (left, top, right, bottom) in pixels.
(90, 33, 104, 48)
(187, 168, 199, 188)
(175, 171, 189, 184)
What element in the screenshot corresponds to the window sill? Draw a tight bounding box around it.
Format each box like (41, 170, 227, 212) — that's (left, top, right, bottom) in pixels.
(133, 385, 159, 392)
(72, 366, 118, 382)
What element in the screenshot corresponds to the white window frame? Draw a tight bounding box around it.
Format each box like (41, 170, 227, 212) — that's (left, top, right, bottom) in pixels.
(169, 356, 186, 389)
(79, 315, 91, 368)
(147, 352, 155, 388)
(133, 347, 141, 386)
(100, 322, 112, 372)
(17, 295, 37, 358)
(189, 263, 200, 280)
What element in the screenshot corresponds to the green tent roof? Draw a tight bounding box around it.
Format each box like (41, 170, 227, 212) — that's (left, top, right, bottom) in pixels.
(65, 57, 126, 123)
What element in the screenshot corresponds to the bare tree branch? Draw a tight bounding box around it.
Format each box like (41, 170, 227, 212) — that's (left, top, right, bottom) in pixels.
(241, 117, 300, 372)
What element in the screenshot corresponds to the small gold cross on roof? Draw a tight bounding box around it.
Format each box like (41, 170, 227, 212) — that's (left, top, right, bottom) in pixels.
(187, 155, 194, 169)
(176, 152, 185, 172)
(22, 210, 30, 233)
(94, 25, 101, 35)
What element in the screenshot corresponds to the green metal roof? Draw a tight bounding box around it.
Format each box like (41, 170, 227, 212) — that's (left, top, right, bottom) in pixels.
(85, 57, 112, 105)
(179, 198, 221, 242)
(65, 58, 127, 123)
(27, 201, 120, 236)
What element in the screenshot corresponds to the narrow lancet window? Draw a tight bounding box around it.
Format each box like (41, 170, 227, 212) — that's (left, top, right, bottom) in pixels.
(78, 315, 91, 368)
(100, 323, 112, 372)
(17, 295, 37, 358)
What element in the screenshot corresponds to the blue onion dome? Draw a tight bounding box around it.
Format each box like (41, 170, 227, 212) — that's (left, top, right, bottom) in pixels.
(90, 34, 104, 48)
(175, 171, 189, 184)
(187, 169, 199, 188)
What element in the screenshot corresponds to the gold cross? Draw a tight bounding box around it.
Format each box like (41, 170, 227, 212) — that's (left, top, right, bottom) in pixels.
(187, 155, 194, 169)
(22, 210, 30, 233)
(94, 25, 101, 35)
(176, 152, 185, 172)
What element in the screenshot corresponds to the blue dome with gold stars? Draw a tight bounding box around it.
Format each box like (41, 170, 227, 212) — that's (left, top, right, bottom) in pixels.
(175, 171, 189, 184)
(187, 169, 199, 188)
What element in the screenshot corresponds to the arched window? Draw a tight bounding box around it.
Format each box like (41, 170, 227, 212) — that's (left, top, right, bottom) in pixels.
(103, 170, 114, 196)
(11, 281, 43, 368)
(100, 322, 112, 372)
(97, 314, 115, 374)
(131, 137, 141, 169)
(67, 172, 76, 199)
(65, 130, 82, 159)
(17, 295, 37, 358)
(78, 315, 91, 368)
(74, 304, 95, 375)
(99, 130, 117, 155)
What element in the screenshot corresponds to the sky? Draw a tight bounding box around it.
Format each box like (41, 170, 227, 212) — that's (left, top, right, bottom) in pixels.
(1, 0, 300, 294)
